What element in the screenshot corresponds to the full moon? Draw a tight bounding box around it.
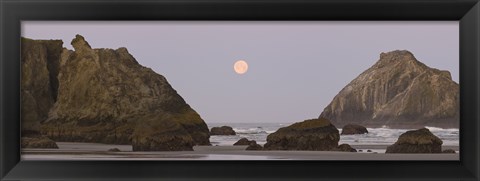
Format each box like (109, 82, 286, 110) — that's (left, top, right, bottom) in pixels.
(234, 60, 248, 74)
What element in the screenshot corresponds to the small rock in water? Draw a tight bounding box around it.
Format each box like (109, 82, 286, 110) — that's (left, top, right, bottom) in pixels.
(367, 150, 372, 152)
(358, 150, 363, 152)
(246, 142, 263, 150)
(334, 144, 357, 152)
(210, 126, 236, 135)
(108, 148, 121, 152)
(341, 124, 368, 135)
(234, 138, 256, 146)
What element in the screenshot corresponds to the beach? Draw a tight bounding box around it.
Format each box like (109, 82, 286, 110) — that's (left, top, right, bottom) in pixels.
(22, 142, 459, 160)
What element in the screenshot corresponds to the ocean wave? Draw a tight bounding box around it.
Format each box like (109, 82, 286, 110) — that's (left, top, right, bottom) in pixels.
(425, 126, 459, 132)
(233, 127, 274, 134)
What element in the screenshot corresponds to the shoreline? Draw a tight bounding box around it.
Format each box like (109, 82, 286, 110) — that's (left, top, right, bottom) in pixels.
(22, 142, 460, 160)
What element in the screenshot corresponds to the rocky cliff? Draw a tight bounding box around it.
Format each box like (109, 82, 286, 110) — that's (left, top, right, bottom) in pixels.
(22, 35, 210, 150)
(20, 38, 62, 148)
(319, 50, 459, 129)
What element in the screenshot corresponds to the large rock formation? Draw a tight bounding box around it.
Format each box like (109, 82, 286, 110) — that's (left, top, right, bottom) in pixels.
(386, 128, 443, 153)
(263, 118, 339, 151)
(22, 35, 210, 150)
(20, 38, 61, 148)
(320, 50, 459, 129)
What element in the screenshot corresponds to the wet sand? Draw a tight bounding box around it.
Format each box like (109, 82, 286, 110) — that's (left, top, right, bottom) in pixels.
(21, 142, 459, 160)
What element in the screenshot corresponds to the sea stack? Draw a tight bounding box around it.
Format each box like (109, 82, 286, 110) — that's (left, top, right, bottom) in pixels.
(319, 50, 459, 129)
(22, 35, 211, 150)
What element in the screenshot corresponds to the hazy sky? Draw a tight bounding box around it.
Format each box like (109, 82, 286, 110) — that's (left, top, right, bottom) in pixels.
(22, 21, 459, 124)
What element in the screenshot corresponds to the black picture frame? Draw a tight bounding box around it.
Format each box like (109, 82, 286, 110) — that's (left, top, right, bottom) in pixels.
(1, 0, 479, 180)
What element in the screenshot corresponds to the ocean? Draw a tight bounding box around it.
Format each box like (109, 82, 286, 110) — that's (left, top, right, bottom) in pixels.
(207, 122, 460, 147)
(21, 123, 460, 160)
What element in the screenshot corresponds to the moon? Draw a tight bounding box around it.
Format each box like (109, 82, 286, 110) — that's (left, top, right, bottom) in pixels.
(234, 60, 248, 74)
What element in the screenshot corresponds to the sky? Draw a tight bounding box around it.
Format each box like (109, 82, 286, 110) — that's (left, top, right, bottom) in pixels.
(22, 21, 459, 124)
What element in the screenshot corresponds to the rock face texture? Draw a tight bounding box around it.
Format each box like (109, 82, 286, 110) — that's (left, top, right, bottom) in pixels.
(22, 35, 210, 150)
(210, 126, 236, 135)
(263, 118, 339, 151)
(320, 50, 459, 129)
(21, 38, 62, 148)
(341, 124, 368, 135)
(385, 128, 443, 153)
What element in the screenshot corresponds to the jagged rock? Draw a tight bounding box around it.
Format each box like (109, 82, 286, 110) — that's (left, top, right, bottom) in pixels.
(246, 142, 263, 150)
(341, 124, 368, 135)
(233, 138, 255, 145)
(25, 35, 210, 151)
(20, 38, 62, 148)
(320, 50, 459, 129)
(442, 149, 456, 154)
(263, 118, 339, 151)
(386, 128, 443, 153)
(21, 38, 62, 136)
(334, 144, 357, 152)
(210, 126, 236, 135)
(21, 136, 58, 149)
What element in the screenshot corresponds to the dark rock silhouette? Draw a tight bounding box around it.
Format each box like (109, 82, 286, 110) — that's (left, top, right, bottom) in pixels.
(264, 118, 339, 151)
(246, 142, 263, 150)
(233, 138, 255, 145)
(386, 128, 443, 153)
(210, 126, 236, 135)
(334, 144, 357, 152)
(320, 50, 459, 129)
(341, 124, 368, 135)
